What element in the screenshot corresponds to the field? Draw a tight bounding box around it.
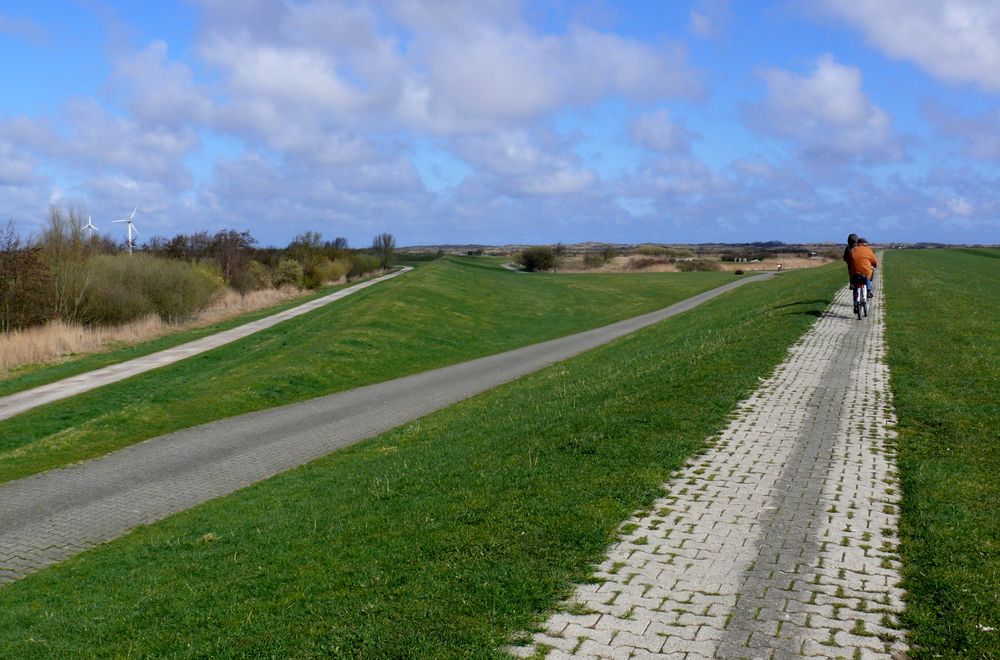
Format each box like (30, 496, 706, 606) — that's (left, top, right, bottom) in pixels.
(556, 253, 833, 273)
(885, 248, 1000, 658)
(0, 257, 736, 483)
(0, 261, 843, 656)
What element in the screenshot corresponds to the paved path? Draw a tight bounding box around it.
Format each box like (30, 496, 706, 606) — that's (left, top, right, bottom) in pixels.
(0, 273, 771, 585)
(0, 267, 412, 423)
(516, 269, 907, 658)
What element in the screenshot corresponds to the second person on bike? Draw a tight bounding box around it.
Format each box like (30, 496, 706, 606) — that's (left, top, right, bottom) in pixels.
(843, 234, 878, 310)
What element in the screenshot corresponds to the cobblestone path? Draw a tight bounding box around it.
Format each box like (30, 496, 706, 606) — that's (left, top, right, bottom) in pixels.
(517, 271, 907, 659)
(0, 274, 771, 586)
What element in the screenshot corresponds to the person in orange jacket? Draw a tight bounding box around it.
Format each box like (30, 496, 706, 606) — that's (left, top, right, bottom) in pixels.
(843, 234, 878, 300)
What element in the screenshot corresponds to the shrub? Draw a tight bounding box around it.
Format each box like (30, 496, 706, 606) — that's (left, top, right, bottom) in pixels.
(675, 259, 722, 272)
(629, 257, 660, 270)
(82, 254, 222, 324)
(348, 253, 381, 278)
(306, 257, 350, 287)
(330, 257, 351, 281)
(636, 244, 693, 258)
(273, 259, 304, 288)
(582, 253, 605, 269)
(516, 246, 558, 272)
(242, 260, 271, 291)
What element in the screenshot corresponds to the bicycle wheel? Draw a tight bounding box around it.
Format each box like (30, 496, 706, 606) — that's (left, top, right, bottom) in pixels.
(862, 297, 868, 318)
(855, 289, 863, 320)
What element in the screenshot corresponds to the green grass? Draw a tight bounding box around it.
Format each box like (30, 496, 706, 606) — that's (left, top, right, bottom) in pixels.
(884, 248, 1000, 659)
(0, 264, 842, 658)
(0, 257, 738, 483)
(0, 278, 366, 397)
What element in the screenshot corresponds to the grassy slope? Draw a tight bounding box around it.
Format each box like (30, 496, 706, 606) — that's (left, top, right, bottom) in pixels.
(884, 249, 1000, 658)
(0, 265, 843, 658)
(0, 258, 734, 483)
(0, 280, 360, 397)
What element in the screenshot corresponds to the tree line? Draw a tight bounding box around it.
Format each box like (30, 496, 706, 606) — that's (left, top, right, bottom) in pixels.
(0, 206, 396, 332)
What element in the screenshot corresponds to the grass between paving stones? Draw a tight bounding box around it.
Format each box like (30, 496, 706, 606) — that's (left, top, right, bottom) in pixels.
(0, 278, 366, 397)
(0, 264, 842, 657)
(884, 248, 1000, 658)
(0, 257, 737, 484)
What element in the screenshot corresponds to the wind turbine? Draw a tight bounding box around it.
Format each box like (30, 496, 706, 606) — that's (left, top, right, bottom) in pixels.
(112, 207, 140, 254)
(82, 216, 98, 238)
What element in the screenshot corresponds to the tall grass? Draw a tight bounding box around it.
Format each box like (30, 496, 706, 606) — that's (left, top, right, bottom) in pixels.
(0, 286, 304, 373)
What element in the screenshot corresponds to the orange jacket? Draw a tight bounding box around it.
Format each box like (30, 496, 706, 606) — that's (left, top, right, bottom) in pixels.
(847, 245, 878, 277)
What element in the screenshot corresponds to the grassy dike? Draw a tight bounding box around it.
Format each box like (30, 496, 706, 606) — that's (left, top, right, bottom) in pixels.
(0, 279, 364, 397)
(0, 258, 735, 483)
(884, 249, 1000, 658)
(0, 264, 842, 657)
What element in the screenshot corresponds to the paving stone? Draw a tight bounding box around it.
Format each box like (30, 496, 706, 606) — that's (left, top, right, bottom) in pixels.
(520, 269, 908, 658)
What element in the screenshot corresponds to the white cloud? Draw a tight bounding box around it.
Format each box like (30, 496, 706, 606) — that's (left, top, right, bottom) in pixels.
(822, 0, 1000, 92)
(747, 55, 903, 163)
(690, 0, 734, 38)
(115, 41, 214, 127)
(630, 110, 696, 154)
(392, 3, 702, 129)
(929, 195, 976, 219)
(0, 140, 38, 186)
(0, 12, 47, 45)
(924, 102, 1000, 159)
(451, 129, 596, 197)
(0, 100, 197, 188)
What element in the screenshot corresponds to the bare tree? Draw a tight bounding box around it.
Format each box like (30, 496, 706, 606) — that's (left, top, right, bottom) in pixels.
(41, 205, 93, 322)
(0, 222, 50, 332)
(372, 232, 395, 269)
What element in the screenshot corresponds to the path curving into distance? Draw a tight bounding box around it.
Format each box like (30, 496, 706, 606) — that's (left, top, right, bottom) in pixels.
(0, 273, 772, 585)
(0, 267, 412, 423)
(516, 267, 907, 659)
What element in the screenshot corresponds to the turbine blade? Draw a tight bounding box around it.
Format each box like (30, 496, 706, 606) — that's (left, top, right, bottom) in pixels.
(130, 207, 137, 219)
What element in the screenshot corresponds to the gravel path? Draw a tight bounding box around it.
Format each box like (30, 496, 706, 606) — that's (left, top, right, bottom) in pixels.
(516, 269, 907, 659)
(0, 273, 770, 586)
(0, 267, 412, 423)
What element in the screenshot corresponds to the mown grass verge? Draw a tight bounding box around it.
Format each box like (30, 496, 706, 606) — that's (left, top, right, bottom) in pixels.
(0, 258, 736, 483)
(0, 264, 842, 657)
(884, 248, 1000, 658)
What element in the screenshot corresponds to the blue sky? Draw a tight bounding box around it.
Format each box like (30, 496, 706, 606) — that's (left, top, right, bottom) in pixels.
(1, 0, 998, 247)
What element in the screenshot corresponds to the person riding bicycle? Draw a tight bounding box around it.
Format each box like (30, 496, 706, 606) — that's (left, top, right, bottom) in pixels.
(843, 234, 878, 306)
(857, 237, 877, 295)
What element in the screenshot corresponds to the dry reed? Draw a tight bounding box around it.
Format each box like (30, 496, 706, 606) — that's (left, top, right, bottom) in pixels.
(0, 286, 305, 375)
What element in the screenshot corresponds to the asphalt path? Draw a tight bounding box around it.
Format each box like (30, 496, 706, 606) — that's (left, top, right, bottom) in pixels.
(0, 272, 773, 585)
(0, 267, 412, 423)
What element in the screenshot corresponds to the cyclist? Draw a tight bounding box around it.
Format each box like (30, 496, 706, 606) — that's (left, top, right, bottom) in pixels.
(857, 237, 877, 297)
(843, 234, 878, 310)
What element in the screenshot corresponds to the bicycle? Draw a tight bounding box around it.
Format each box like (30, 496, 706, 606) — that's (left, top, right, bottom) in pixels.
(850, 273, 869, 320)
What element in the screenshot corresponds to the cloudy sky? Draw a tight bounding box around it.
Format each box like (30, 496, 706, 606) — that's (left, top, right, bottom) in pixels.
(1, 1, 998, 247)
